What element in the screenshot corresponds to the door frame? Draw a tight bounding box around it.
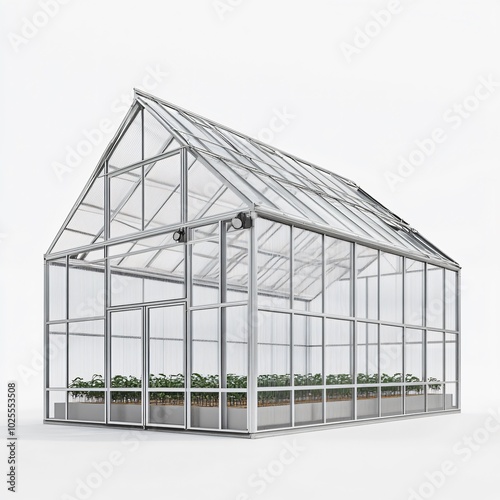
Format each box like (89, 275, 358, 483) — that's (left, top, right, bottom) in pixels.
(145, 302, 187, 430)
(106, 300, 187, 428)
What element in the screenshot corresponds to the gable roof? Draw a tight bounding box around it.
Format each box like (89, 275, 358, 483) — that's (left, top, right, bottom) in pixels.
(47, 89, 459, 268)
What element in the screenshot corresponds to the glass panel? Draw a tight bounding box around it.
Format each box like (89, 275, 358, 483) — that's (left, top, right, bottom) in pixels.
(108, 110, 143, 170)
(325, 237, 352, 317)
(68, 320, 105, 389)
(110, 310, 142, 388)
(405, 385, 425, 414)
(293, 315, 322, 386)
(110, 264, 143, 306)
(294, 389, 323, 426)
(356, 245, 378, 320)
(110, 167, 143, 238)
(48, 391, 66, 419)
(203, 188, 245, 220)
(445, 383, 458, 409)
(381, 386, 403, 417)
(51, 229, 98, 255)
(445, 270, 457, 331)
(427, 331, 444, 382)
(191, 227, 219, 307)
(48, 323, 66, 388)
(144, 245, 185, 302)
(225, 306, 248, 389)
(191, 309, 219, 388)
(110, 237, 185, 306)
(64, 177, 105, 248)
(69, 256, 105, 319)
(427, 265, 444, 329)
(293, 229, 322, 312)
(188, 156, 245, 220)
(405, 329, 424, 382)
(149, 392, 184, 426)
(48, 259, 66, 321)
(226, 226, 249, 302)
(191, 392, 219, 429)
(143, 108, 173, 160)
(379, 252, 403, 323)
(68, 390, 105, 422)
(405, 259, 424, 326)
(149, 306, 184, 386)
(192, 223, 218, 241)
(230, 163, 305, 220)
(110, 391, 142, 423)
(379, 325, 403, 383)
(428, 384, 444, 412)
(257, 391, 291, 430)
(445, 333, 458, 382)
(224, 392, 247, 431)
(257, 219, 291, 309)
(326, 388, 353, 422)
(257, 311, 291, 387)
(357, 387, 379, 419)
(144, 154, 181, 230)
(357, 323, 378, 384)
(325, 319, 353, 385)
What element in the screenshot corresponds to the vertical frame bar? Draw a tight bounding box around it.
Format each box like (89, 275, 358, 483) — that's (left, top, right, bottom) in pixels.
(290, 226, 295, 428)
(376, 250, 381, 418)
(220, 221, 227, 429)
(181, 148, 188, 225)
(104, 160, 110, 241)
(43, 260, 50, 419)
(456, 270, 461, 410)
(352, 242, 358, 420)
(143, 307, 148, 428)
(105, 246, 111, 424)
(248, 216, 258, 434)
(423, 262, 428, 413)
(186, 230, 193, 429)
(402, 256, 406, 415)
(141, 108, 145, 232)
(321, 234, 326, 424)
(441, 267, 446, 410)
(65, 255, 69, 420)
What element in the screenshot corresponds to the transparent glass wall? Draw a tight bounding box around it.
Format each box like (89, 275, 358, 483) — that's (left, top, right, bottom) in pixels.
(255, 217, 459, 432)
(45, 212, 459, 433)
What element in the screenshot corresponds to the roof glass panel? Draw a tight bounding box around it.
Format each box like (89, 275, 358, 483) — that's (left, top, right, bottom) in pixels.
(48, 90, 458, 266)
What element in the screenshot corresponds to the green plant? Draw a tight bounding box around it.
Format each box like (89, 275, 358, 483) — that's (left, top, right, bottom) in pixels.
(68, 371, 435, 407)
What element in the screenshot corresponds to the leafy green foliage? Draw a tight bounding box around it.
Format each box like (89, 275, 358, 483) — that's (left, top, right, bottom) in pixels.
(69, 372, 438, 406)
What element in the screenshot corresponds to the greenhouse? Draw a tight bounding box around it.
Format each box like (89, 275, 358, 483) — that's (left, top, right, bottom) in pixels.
(44, 89, 460, 436)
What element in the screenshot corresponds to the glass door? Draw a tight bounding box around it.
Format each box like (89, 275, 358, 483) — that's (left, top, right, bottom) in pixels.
(109, 309, 143, 425)
(146, 304, 186, 428)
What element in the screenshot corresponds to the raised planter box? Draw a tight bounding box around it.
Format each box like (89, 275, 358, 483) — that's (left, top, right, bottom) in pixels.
(54, 402, 105, 422)
(53, 394, 452, 428)
(257, 394, 453, 429)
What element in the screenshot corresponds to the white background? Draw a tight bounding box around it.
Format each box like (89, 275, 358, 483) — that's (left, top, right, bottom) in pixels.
(1, 1, 499, 499)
